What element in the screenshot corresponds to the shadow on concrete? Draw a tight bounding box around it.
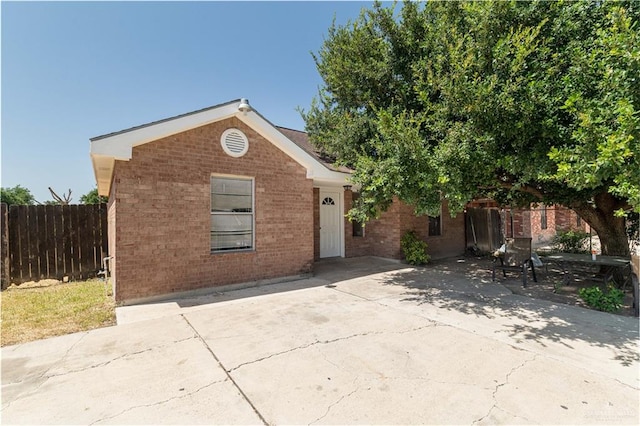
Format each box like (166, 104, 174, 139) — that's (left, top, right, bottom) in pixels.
(119, 255, 638, 370)
(171, 278, 329, 308)
(172, 257, 407, 308)
(376, 257, 639, 367)
(313, 256, 410, 283)
(117, 257, 408, 324)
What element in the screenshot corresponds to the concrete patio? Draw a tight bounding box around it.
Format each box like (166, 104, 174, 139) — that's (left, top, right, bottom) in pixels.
(2, 256, 638, 424)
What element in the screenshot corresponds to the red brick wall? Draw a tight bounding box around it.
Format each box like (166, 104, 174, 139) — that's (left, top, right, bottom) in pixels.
(511, 209, 531, 238)
(344, 192, 402, 259)
(344, 193, 464, 260)
(555, 207, 572, 231)
(111, 117, 314, 303)
(399, 201, 465, 259)
(555, 206, 589, 233)
(530, 205, 556, 246)
(472, 202, 590, 246)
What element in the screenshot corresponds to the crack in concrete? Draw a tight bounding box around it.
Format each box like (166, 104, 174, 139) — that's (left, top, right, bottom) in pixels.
(308, 380, 360, 425)
(227, 338, 352, 373)
(87, 379, 226, 425)
(227, 325, 435, 373)
(472, 354, 538, 424)
(1, 335, 198, 412)
(1, 333, 89, 410)
(614, 377, 640, 391)
(488, 405, 535, 424)
(38, 332, 88, 379)
(315, 345, 349, 374)
(181, 314, 268, 426)
(44, 335, 198, 379)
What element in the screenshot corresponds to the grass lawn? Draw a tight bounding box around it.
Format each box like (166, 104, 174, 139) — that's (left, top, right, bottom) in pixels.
(1, 279, 116, 347)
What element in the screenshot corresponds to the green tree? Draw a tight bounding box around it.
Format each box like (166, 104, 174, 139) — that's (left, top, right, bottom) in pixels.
(79, 188, 107, 204)
(303, 0, 639, 256)
(0, 185, 36, 205)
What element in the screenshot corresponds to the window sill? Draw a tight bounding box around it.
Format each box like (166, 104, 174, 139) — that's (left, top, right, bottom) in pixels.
(211, 248, 255, 255)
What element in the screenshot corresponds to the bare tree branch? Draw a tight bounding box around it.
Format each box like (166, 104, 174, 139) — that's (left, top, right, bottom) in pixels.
(48, 187, 72, 205)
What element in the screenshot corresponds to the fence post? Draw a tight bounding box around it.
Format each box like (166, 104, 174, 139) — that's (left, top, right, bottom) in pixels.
(1, 203, 9, 289)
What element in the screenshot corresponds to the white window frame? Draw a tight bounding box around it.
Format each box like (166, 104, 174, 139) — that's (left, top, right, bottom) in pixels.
(210, 174, 255, 253)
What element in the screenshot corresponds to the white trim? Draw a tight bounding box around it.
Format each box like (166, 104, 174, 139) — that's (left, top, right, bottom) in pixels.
(236, 111, 349, 184)
(90, 99, 351, 196)
(91, 155, 115, 197)
(93, 103, 238, 158)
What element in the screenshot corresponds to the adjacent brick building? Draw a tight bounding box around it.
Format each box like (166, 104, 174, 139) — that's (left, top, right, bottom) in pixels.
(465, 199, 589, 252)
(91, 99, 465, 304)
(508, 204, 589, 248)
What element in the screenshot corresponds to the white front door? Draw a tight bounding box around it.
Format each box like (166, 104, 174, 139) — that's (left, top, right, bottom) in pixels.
(319, 190, 341, 258)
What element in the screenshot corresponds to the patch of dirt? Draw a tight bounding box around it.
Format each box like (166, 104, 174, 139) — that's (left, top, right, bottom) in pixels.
(497, 263, 637, 317)
(436, 256, 636, 317)
(6, 279, 64, 290)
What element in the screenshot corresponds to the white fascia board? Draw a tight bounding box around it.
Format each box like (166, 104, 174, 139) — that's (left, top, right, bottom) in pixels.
(91, 154, 115, 196)
(90, 103, 239, 160)
(236, 112, 352, 185)
(90, 139, 133, 161)
(312, 175, 352, 187)
(89, 100, 353, 195)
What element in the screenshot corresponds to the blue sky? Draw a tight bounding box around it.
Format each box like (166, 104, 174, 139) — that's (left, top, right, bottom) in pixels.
(1, 1, 371, 203)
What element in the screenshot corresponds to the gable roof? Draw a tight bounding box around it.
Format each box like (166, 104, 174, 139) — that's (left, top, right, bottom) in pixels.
(90, 99, 351, 196)
(276, 127, 352, 174)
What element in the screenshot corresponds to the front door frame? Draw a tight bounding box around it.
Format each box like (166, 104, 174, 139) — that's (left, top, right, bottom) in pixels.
(318, 187, 345, 258)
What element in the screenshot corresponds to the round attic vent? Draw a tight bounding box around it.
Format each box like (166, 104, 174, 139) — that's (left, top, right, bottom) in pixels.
(221, 128, 249, 157)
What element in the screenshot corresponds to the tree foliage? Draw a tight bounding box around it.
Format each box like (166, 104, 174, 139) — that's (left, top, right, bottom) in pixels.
(0, 185, 36, 206)
(303, 0, 639, 255)
(79, 188, 107, 205)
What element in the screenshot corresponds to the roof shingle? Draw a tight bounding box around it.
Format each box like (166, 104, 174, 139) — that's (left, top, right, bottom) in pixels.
(276, 126, 352, 173)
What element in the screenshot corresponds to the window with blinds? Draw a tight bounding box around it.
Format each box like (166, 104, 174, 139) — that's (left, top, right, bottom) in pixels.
(210, 176, 254, 252)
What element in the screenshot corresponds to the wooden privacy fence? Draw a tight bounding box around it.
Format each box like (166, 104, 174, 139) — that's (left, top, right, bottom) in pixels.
(465, 207, 503, 254)
(1, 203, 108, 289)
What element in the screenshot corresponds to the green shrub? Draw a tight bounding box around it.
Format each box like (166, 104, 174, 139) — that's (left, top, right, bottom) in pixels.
(578, 285, 624, 313)
(552, 230, 590, 253)
(401, 230, 430, 265)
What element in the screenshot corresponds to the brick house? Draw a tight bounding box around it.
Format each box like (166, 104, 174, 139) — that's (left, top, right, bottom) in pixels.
(91, 99, 464, 304)
(506, 204, 590, 248)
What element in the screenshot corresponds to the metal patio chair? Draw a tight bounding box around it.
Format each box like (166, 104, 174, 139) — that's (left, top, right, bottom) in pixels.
(492, 237, 537, 287)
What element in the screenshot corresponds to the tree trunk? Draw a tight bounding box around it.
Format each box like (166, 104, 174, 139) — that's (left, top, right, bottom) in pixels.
(572, 192, 630, 257)
(592, 218, 630, 257)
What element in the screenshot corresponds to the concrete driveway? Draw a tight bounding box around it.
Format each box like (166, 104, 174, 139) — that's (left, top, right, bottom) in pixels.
(2, 257, 639, 425)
